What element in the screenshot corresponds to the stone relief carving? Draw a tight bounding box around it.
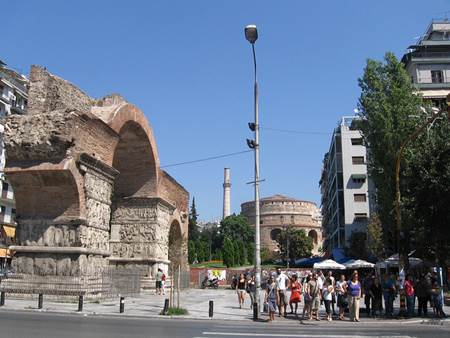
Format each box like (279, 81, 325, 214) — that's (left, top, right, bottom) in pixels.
(18, 223, 80, 247)
(111, 207, 157, 222)
(86, 198, 112, 231)
(78, 225, 109, 251)
(84, 171, 113, 205)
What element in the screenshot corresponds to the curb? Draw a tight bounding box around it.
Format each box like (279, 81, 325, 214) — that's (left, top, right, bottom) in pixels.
(1, 307, 448, 325)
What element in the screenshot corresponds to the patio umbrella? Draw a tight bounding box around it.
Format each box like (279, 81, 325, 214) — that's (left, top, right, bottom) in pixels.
(313, 259, 346, 270)
(384, 254, 423, 267)
(343, 259, 375, 269)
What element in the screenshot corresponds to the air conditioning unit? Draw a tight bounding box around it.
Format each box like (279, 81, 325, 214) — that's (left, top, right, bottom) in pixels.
(9, 93, 16, 101)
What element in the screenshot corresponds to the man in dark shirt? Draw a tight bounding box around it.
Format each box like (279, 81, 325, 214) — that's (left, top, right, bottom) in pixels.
(416, 275, 431, 317)
(363, 274, 374, 316)
(370, 278, 383, 317)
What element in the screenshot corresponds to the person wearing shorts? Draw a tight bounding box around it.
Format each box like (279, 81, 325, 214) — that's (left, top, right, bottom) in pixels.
(155, 268, 163, 295)
(236, 273, 247, 309)
(308, 273, 321, 321)
(275, 268, 289, 317)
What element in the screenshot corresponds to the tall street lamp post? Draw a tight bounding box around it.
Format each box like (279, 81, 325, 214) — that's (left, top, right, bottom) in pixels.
(395, 94, 450, 316)
(244, 24, 261, 321)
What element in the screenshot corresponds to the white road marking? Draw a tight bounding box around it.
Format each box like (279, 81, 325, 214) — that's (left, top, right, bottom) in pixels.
(201, 332, 415, 338)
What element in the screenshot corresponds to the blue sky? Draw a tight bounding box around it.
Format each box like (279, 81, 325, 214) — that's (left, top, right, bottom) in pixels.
(3, 0, 449, 220)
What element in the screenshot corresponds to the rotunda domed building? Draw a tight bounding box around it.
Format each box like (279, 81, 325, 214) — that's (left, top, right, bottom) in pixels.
(241, 194, 323, 255)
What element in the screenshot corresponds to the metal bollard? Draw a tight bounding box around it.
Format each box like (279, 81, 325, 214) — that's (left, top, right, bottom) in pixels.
(209, 300, 214, 318)
(0, 291, 5, 306)
(38, 294, 43, 309)
(253, 302, 258, 320)
(119, 297, 125, 313)
(162, 298, 169, 315)
(78, 295, 84, 312)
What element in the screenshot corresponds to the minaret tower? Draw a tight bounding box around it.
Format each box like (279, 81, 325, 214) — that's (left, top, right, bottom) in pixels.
(222, 168, 231, 219)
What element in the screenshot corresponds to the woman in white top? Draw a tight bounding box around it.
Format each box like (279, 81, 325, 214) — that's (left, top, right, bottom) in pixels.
(322, 280, 334, 321)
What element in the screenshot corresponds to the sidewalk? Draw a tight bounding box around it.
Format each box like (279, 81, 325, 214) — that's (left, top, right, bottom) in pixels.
(0, 288, 448, 324)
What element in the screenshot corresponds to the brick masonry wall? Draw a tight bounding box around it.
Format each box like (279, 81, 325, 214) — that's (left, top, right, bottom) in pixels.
(27, 65, 93, 115)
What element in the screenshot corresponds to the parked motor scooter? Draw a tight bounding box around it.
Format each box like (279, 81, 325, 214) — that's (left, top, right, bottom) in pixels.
(201, 276, 219, 289)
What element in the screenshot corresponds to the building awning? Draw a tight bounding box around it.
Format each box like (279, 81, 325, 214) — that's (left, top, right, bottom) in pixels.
(0, 248, 11, 258)
(415, 89, 450, 98)
(2, 225, 15, 238)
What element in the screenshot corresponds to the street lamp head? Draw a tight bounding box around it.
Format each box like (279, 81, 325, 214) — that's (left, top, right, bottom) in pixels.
(245, 25, 258, 44)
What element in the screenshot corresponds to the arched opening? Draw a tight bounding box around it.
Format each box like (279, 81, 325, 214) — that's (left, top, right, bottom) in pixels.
(308, 230, 318, 245)
(168, 220, 183, 270)
(270, 228, 282, 241)
(9, 170, 80, 221)
(112, 121, 158, 199)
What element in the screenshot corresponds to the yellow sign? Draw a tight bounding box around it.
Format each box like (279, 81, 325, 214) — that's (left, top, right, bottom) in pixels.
(0, 248, 10, 257)
(2, 225, 15, 238)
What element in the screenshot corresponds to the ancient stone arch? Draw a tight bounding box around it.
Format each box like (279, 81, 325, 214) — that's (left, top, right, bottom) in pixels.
(308, 229, 318, 244)
(270, 228, 281, 241)
(5, 66, 188, 282)
(168, 219, 183, 271)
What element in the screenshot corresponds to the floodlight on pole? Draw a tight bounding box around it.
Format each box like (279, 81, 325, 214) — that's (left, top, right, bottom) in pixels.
(245, 25, 258, 44)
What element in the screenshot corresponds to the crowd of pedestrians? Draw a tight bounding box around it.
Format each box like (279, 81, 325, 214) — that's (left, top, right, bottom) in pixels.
(233, 268, 447, 323)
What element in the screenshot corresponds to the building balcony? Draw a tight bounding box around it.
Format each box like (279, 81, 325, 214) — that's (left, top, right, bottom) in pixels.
(403, 51, 450, 65)
(10, 105, 26, 114)
(414, 82, 450, 89)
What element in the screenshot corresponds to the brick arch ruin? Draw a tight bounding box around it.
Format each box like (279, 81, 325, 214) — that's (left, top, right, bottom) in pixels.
(5, 66, 188, 282)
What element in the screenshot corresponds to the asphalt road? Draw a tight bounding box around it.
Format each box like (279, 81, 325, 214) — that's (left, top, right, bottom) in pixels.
(0, 311, 448, 338)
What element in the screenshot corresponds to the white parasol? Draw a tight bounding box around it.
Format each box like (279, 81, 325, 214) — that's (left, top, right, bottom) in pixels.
(313, 259, 346, 270)
(343, 259, 375, 269)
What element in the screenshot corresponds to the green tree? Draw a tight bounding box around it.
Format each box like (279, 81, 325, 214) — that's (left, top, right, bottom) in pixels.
(260, 247, 272, 263)
(347, 231, 368, 259)
(403, 117, 450, 266)
(247, 242, 255, 265)
(276, 228, 313, 260)
(220, 214, 254, 243)
(367, 215, 385, 259)
(358, 52, 450, 267)
(237, 240, 247, 266)
(188, 197, 199, 242)
(358, 52, 423, 255)
(233, 241, 242, 266)
(222, 236, 235, 268)
(188, 240, 196, 264)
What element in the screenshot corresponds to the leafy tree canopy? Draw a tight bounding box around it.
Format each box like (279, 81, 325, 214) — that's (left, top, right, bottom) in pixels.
(276, 228, 313, 260)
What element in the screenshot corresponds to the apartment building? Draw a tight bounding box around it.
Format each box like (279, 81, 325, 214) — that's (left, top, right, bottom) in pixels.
(319, 116, 374, 253)
(402, 19, 450, 107)
(0, 60, 28, 267)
